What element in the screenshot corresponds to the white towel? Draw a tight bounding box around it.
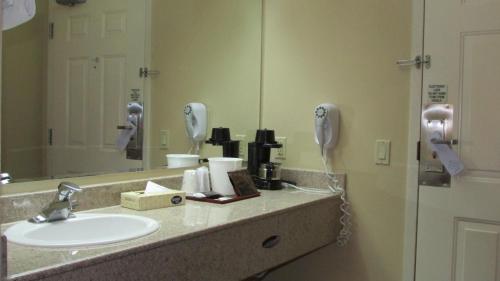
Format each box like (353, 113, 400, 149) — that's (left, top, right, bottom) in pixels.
(3, 0, 36, 31)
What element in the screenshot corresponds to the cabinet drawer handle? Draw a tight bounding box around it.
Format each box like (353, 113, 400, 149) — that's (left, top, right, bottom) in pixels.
(262, 235, 281, 249)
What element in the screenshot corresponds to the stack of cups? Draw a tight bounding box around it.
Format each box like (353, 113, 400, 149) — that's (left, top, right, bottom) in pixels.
(196, 167, 210, 192)
(182, 167, 211, 194)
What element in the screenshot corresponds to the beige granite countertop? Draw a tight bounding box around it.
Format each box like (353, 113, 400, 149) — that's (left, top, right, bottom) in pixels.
(2, 188, 339, 280)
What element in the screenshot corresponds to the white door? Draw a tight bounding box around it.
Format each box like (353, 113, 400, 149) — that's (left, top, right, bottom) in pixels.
(47, 0, 146, 177)
(415, 0, 500, 281)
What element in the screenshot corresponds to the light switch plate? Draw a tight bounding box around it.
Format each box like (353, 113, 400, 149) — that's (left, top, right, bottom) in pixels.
(375, 140, 391, 165)
(160, 130, 169, 150)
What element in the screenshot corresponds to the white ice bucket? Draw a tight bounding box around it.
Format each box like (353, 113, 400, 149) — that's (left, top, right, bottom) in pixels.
(208, 157, 243, 196)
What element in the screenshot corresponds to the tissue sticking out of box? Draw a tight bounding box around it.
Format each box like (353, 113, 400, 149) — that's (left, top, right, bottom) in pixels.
(145, 181, 171, 194)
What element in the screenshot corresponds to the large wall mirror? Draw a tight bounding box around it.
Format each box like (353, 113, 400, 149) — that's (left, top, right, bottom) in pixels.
(1, 0, 262, 190)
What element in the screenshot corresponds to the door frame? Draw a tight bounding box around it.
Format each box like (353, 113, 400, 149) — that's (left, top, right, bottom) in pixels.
(0, 0, 3, 174)
(142, 0, 152, 170)
(0, 5, 5, 279)
(403, 0, 425, 280)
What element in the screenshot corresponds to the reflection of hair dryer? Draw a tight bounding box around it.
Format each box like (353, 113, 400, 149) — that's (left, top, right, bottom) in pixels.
(314, 103, 340, 156)
(184, 103, 207, 154)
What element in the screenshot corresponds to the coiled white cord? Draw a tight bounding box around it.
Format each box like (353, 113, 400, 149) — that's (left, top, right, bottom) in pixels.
(285, 147, 352, 246)
(320, 151, 352, 247)
(333, 188, 352, 247)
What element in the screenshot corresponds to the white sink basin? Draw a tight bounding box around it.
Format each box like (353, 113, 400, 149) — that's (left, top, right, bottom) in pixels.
(4, 213, 159, 248)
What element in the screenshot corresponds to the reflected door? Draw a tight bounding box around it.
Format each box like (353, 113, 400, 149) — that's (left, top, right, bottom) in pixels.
(415, 0, 500, 280)
(47, 0, 146, 177)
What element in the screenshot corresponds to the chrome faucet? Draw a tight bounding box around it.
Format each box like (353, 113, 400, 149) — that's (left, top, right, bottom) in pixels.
(29, 182, 82, 223)
(0, 173, 12, 184)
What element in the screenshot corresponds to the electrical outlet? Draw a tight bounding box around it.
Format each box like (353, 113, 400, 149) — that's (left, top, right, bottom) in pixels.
(160, 130, 169, 150)
(275, 137, 287, 160)
(234, 134, 248, 160)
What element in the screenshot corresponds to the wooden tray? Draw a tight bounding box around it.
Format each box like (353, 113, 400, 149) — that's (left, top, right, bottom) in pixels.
(186, 193, 260, 204)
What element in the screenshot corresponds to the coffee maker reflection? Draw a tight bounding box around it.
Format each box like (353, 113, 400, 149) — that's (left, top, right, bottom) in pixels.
(247, 129, 283, 190)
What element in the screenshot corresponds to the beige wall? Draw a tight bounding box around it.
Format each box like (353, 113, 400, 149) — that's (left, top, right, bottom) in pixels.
(0, 2, 413, 279)
(1, 0, 48, 179)
(262, 0, 412, 281)
(149, 0, 262, 167)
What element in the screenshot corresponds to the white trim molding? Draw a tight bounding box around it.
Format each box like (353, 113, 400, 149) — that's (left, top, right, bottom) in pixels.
(142, 0, 153, 170)
(0, 5, 5, 281)
(402, 0, 425, 281)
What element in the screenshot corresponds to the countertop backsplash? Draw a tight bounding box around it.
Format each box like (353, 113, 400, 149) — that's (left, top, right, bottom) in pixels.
(0, 168, 345, 224)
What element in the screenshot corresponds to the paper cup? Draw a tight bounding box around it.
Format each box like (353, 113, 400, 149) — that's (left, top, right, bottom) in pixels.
(181, 170, 198, 194)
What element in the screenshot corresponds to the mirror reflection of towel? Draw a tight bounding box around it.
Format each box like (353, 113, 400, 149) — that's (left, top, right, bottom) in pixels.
(3, 0, 36, 31)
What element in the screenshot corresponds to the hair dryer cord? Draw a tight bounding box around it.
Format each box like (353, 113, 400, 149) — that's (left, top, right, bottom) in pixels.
(322, 150, 352, 247)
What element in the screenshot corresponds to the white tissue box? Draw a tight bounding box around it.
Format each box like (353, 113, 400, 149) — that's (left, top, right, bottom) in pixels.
(121, 190, 186, 211)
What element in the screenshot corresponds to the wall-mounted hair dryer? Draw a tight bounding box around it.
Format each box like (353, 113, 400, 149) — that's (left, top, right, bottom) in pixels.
(314, 103, 340, 156)
(314, 103, 351, 246)
(3, 0, 36, 31)
(184, 103, 207, 154)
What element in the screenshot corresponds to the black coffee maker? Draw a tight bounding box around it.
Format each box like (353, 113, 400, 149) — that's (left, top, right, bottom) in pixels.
(247, 129, 283, 190)
(205, 127, 240, 158)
